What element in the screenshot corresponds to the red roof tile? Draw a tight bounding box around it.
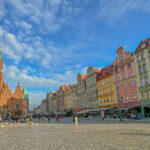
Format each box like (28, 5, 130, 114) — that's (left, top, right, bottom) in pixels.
(97, 65, 113, 81)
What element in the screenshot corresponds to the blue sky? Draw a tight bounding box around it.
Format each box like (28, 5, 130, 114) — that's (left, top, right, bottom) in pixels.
(0, 0, 150, 109)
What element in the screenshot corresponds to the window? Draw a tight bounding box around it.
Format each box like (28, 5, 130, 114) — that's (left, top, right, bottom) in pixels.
(148, 50, 150, 57)
(115, 69, 119, 73)
(116, 77, 119, 81)
(141, 43, 145, 48)
(104, 98, 105, 103)
(122, 66, 124, 71)
(16, 104, 20, 109)
(110, 87, 112, 92)
(137, 55, 141, 61)
(128, 63, 131, 67)
(122, 74, 126, 79)
(117, 85, 120, 91)
(145, 77, 149, 85)
(141, 53, 145, 59)
(124, 83, 127, 89)
(125, 93, 128, 100)
(139, 66, 143, 73)
(109, 79, 111, 83)
(131, 81, 135, 87)
(106, 88, 108, 93)
(143, 64, 147, 72)
(99, 82, 101, 87)
(103, 90, 105, 94)
(105, 80, 107, 84)
(132, 92, 136, 99)
(111, 96, 113, 102)
(141, 78, 145, 86)
(102, 82, 104, 86)
(107, 98, 109, 102)
(129, 72, 133, 77)
(100, 99, 102, 103)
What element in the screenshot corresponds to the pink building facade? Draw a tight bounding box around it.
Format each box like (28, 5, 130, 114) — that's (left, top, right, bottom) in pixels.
(57, 85, 67, 113)
(113, 46, 140, 108)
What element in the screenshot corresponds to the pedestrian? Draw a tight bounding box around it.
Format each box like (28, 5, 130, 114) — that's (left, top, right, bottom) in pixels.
(0, 116, 2, 123)
(48, 116, 50, 123)
(27, 116, 29, 124)
(42, 116, 45, 123)
(29, 116, 33, 128)
(56, 115, 59, 123)
(75, 115, 78, 128)
(73, 115, 75, 122)
(60, 116, 64, 123)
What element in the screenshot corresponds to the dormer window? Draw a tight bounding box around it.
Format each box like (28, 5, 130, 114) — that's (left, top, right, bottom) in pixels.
(141, 43, 145, 48)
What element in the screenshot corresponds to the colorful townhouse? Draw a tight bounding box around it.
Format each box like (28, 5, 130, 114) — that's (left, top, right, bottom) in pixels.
(76, 73, 86, 112)
(52, 93, 57, 115)
(97, 65, 117, 109)
(47, 91, 55, 114)
(57, 85, 68, 114)
(85, 67, 101, 109)
(113, 46, 140, 109)
(134, 38, 150, 116)
(64, 85, 76, 112)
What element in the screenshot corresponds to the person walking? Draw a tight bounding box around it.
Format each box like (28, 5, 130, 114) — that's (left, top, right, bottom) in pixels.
(48, 116, 50, 123)
(60, 116, 64, 123)
(42, 116, 45, 123)
(29, 116, 33, 128)
(75, 115, 78, 129)
(56, 115, 59, 123)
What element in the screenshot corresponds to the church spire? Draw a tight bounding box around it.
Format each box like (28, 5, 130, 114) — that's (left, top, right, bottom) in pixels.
(23, 83, 29, 100)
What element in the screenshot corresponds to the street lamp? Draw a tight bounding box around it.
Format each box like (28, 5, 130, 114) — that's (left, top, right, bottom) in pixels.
(118, 97, 123, 121)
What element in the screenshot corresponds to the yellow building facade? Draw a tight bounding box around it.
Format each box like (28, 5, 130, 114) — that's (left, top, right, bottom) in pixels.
(97, 65, 118, 108)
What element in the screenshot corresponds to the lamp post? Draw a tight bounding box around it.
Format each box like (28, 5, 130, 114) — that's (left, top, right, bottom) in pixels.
(119, 97, 123, 121)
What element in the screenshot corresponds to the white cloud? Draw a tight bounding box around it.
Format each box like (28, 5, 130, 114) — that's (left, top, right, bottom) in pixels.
(99, 0, 150, 26)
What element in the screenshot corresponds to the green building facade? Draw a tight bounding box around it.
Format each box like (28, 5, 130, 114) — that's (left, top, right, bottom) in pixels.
(134, 38, 150, 117)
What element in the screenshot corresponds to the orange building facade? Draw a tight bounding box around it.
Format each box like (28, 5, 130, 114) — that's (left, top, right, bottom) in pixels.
(0, 49, 29, 118)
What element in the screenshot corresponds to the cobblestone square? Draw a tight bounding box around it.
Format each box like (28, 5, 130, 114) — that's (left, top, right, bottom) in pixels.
(0, 122, 150, 150)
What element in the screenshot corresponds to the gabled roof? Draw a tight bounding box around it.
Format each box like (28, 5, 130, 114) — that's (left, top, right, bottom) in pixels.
(134, 38, 150, 54)
(97, 65, 113, 81)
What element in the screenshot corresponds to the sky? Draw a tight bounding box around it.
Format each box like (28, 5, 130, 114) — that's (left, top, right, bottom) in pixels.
(0, 0, 150, 110)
